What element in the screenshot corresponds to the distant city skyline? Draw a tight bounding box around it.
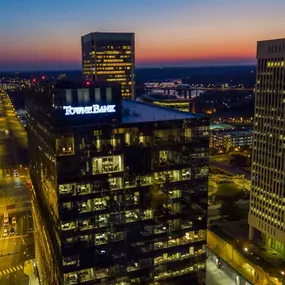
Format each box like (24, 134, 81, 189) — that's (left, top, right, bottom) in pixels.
(1, 0, 285, 71)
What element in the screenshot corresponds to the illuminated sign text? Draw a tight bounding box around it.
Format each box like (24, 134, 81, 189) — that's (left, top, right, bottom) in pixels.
(63, 105, 116, 116)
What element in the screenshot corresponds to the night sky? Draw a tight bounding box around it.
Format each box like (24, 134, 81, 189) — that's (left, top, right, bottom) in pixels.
(1, 0, 285, 71)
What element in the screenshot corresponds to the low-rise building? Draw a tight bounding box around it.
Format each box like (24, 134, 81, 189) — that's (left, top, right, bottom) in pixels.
(207, 220, 285, 285)
(210, 129, 253, 151)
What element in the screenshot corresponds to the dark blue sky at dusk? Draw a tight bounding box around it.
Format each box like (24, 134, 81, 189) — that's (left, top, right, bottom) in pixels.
(1, 0, 285, 70)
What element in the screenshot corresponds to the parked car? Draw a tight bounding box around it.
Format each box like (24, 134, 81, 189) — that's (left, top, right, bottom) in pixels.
(3, 213, 9, 226)
(12, 217, 16, 224)
(3, 228, 8, 237)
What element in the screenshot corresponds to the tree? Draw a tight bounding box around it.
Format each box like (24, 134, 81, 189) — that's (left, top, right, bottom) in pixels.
(240, 145, 251, 152)
(230, 154, 251, 167)
(217, 183, 240, 196)
(219, 196, 241, 220)
(228, 146, 236, 153)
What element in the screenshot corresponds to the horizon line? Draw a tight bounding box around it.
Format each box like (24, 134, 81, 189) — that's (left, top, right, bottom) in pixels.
(0, 64, 256, 73)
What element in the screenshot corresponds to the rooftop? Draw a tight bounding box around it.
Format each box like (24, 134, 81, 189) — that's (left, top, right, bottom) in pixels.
(122, 100, 203, 124)
(216, 129, 253, 135)
(210, 123, 235, 131)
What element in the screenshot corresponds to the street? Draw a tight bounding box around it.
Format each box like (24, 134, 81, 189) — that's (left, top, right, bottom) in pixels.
(0, 90, 28, 179)
(206, 259, 236, 285)
(0, 91, 34, 285)
(210, 160, 251, 181)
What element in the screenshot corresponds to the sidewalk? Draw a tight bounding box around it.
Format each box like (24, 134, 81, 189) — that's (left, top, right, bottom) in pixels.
(206, 259, 236, 285)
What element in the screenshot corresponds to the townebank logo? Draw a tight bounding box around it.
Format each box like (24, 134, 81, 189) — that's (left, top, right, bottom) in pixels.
(63, 105, 116, 116)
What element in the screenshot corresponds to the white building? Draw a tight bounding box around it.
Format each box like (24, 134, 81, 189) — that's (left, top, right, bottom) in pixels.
(248, 38, 285, 253)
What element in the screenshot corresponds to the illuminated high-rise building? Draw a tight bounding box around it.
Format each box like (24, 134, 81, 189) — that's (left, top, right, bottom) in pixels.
(249, 39, 285, 253)
(82, 32, 135, 99)
(27, 80, 209, 285)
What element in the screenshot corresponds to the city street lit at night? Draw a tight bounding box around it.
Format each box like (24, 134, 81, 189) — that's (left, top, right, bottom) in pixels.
(0, 91, 33, 285)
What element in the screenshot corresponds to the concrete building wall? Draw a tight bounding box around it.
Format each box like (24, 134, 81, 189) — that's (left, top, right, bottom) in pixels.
(249, 38, 285, 246)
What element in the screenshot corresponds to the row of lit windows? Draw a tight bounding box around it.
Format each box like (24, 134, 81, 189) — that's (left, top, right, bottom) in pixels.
(94, 55, 117, 59)
(59, 174, 194, 197)
(94, 45, 131, 51)
(96, 62, 132, 67)
(60, 128, 204, 157)
(96, 67, 115, 71)
(61, 209, 154, 232)
(106, 78, 127, 82)
(267, 61, 285, 67)
(64, 258, 204, 285)
(96, 51, 121, 55)
(251, 208, 284, 225)
(154, 262, 205, 281)
(96, 70, 129, 75)
(97, 58, 124, 62)
(121, 82, 132, 86)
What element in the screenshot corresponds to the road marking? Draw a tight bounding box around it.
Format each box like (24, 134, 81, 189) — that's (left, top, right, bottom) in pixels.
(0, 234, 29, 241)
(0, 264, 24, 276)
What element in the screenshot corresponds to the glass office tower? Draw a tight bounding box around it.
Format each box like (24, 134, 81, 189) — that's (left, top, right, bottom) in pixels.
(26, 81, 209, 285)
(82, 32, 135, 99)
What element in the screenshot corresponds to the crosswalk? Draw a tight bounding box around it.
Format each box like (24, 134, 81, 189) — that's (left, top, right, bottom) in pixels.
(0, 264, 23, 276)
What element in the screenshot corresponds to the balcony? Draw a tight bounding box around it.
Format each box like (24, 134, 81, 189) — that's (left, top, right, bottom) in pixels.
(95, 232, 124, 246)
(127, 259, 152, 272)
(62, 255, 79, 267)
(151, 232, 206, 251)
(61, 221, 76, 232)
(154, 262, 205, 281)
(154, 169, 191, 185)
(154, 249, 205, 265)
(64, 268, 94, 285)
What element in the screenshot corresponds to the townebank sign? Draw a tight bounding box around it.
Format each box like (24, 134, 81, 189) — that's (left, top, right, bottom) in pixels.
(63, 105, 116, 116)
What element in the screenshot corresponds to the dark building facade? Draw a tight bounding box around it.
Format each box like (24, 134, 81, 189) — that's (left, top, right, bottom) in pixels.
(26, 81, 209, 285)
(82, 32, 135, 99)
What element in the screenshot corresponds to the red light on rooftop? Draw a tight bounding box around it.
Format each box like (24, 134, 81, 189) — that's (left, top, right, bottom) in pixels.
(42, 76, 46, 80)
(86, 81, 90, 86)
(32, 79, 36, 82)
